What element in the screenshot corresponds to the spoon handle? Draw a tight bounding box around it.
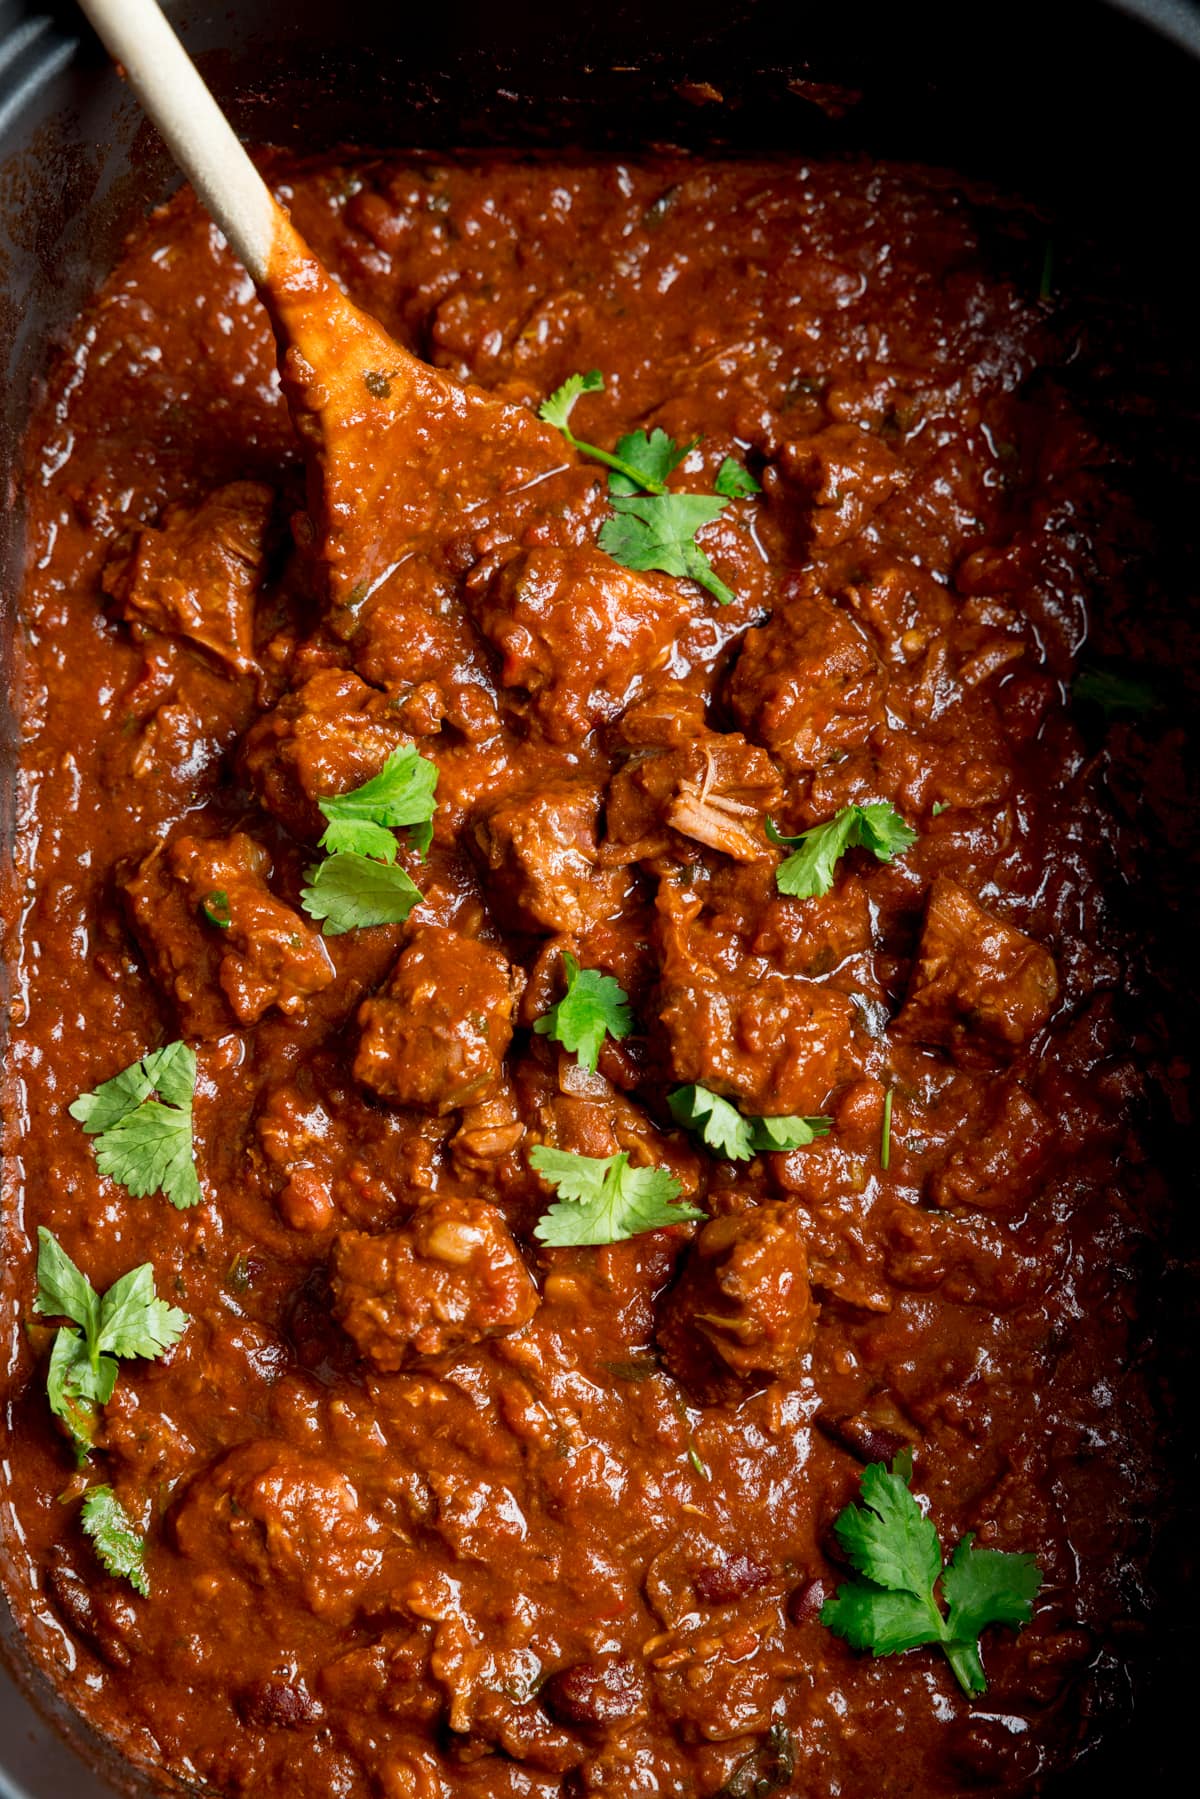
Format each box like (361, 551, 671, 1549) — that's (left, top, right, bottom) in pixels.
(76, 0, 278, 281)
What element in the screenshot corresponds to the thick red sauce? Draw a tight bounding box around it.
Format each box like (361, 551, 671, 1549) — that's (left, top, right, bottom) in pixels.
(0, 153, 1188, 1797)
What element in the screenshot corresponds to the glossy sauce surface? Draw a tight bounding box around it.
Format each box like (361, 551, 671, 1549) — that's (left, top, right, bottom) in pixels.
(0, 154, 1187, 1797)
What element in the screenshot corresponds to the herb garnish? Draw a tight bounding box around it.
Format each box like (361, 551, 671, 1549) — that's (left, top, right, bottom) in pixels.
(539, 371, 671, 493)
(820, 1451, 1042, 1696)
(301, 746, 438, 935)
(201, 889, 231, 929)
(669, 1084, 831, 1162)
(1072, 665, 1161, 718)
(81, 1486, 150, 1596)
(70, 1042, 201, 1211)
(529, 1146, 704, 1247)
(880, 1087, 894, 1171)
(34, 1228, 188, 1463)
(300, 851, 422, 937)
(599, 492, 735, 606)
(768, 803, 917, 899)
(540, 369, 751, 604)
(533, 952, 632, 1074)
(317, 744, 438, 861)
(714, 455, 761, 499)
(671, 1390, 712, 1481)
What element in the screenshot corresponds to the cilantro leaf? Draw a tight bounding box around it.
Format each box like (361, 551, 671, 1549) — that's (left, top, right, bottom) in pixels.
(668, 1084, 831, 1161)
(318, 744, 439, 862)
(91, 1104, 201, 1210)
(45, 1329, 108, 1461)
(820, 1454, 1042, 1696)
(300, 850, 422, 936)
(608, 427, 694, 496)
(70, 1043, 200, 1210)
(80, 1486, 149, 1597)
(97, 1263, 189, 1361)
(1072, 665, 1161, 718)
(714, 456, 761, 498)
(768, 802, 917, 899)
(529, 1146, 704, 1246)
(539, 371, 670, 494)
(836, 1454, 943, 1596)
(941, 1533, 1044, 1640)
(540, 370, 743, 602)
(748, 1113, 832, 1153)
(820, 1583, 944, 1656)
(35, 1229, 187, 1464)
(599, 492, 734, 605)
(35, 1226, 100, 1336)
(539, 369, 604, 433)
(533, 952, 632, 1074)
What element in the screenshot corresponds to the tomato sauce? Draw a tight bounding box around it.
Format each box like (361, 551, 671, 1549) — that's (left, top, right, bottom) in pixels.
(0, 152, 1190, 1797)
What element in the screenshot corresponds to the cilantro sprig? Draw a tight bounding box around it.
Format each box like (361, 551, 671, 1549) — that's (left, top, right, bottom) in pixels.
(768, 803, 917, 899)
(529, 1146, 704, 1247)
(668, 1084, 831, 1162)
(34, 1227, 188, 1463)
(539, 371, 670, 494)
(820, 1452, 1042, 1696)
(301, 746, 438, 936)
(599, 493, 735, 606)
(533, 952, 632, 1074)
(1071, 665, 1162, 719)
(69, 1042, 201, 1211)
(317, 744, 438, 861)
(540, 369, 758, 605)
(81, 1486, 149, 1596)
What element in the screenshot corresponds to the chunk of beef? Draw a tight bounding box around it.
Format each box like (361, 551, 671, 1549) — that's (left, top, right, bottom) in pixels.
(354, 926, 517, 1112)
(522, 1059, 705, 1211)
(657, 1201, 818, 1404)
(123, 831, 334, 1039)
(253, 1054, 439, 1234)
(614, 679, 708, 750)
(893, 877, 1058, 1063)
(781, 420, 905, 551)
(659, 962, 853, 1115)
(331, 1197, 540, 1369)
(449, 1082, 526, 1175)
(926, 1080, 1054, 1210)
(47, 1554, 137, 1671)
(102, 481, 273, 677)
(426, 1613, 584, 1772)
(467, 545, 689, 743)
(474, 779, 630, 935)
(728, 585, 885, 773)
(240, 668, 416, 840)
(606, 730, 783, 863)
(169, 1439, 382, 1622)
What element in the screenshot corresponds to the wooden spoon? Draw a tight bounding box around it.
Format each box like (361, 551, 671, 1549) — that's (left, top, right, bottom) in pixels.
(75, 0, 574, 610)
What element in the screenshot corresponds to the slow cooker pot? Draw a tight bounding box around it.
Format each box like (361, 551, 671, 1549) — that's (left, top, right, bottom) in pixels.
(2, 2, 1197, 1793)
